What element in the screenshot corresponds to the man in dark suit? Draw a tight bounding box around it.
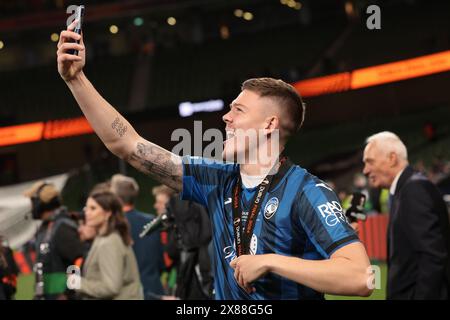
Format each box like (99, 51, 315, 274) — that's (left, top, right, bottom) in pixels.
(363, 131, 449, 299)
(110, 174, 165, 300)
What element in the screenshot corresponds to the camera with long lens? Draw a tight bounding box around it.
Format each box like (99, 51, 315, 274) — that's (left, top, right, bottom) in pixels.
(139, 208, 175, 238)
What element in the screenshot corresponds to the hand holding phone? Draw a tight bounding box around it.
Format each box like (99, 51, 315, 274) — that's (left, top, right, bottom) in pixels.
(57, 6, 86, 82)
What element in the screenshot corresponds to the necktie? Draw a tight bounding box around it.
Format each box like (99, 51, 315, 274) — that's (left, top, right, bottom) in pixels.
(388, 193, 394, 212)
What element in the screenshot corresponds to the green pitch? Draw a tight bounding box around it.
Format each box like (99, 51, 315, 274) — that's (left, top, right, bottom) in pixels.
(14, 262, 387, 300)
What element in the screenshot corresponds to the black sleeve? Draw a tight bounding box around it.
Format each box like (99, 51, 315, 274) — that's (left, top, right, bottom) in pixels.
(401, 181, 449, 299)
(174, 200, 212, 249)
(1, 247, 19, 299)
(53, 223, 85, 264)
(3, 247, 19, 276)
(0, 283, 6, 300)
(194, 203, 212, 246)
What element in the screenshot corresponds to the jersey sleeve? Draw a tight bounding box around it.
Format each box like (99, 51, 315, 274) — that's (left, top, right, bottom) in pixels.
(181, 156, 238, 208)
(296, 181, 359, 258)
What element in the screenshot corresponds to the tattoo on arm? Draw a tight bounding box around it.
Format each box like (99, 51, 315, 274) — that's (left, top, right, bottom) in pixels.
(111, 117, 128, 138)
(127, 142, 182, 191)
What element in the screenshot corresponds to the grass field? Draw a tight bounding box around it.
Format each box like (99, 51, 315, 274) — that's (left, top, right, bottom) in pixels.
(14, 262, 387, 300)
(14, 273, 34, 300)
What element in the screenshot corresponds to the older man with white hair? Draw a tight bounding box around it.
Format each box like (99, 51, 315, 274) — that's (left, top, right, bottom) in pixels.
(363, 131, 450, 300)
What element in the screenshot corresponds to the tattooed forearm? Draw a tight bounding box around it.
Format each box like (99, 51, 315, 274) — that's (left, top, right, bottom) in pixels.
(127, 142, 182, 191)
(111, 116, 128, 138)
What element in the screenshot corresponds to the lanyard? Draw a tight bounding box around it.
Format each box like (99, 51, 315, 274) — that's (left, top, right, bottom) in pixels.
(232, 157, 288, 257)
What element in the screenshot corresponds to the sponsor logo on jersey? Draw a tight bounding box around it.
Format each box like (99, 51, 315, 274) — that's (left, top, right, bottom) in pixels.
(317, 201, 347, 227)
(223, 234, 258, 261)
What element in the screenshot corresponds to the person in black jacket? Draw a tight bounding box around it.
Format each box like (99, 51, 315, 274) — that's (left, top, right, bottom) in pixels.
(363, 131, 450, 300)
(152, 184, 213, 299)
(0, 237, 19, 300)
(24, 181, 85, 300)
(165, 195, 213, 300)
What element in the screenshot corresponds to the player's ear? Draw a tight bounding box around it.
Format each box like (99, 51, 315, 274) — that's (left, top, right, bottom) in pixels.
(263, 116, 279, 135)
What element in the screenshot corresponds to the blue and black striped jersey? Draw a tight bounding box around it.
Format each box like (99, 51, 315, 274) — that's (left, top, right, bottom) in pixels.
(181, 156, 359, 300)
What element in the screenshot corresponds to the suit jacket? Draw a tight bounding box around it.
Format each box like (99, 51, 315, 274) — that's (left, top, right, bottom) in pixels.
(125, 209, 165, 299)
(78, 232, 144, 300)
(387, 166, 450, 299)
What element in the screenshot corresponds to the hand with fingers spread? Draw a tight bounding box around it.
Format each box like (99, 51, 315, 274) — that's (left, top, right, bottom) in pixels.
(57, 19, 85, 82)
(229, 254, 272, 294)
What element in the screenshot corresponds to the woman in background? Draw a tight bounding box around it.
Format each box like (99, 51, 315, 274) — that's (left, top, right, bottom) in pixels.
(74, 191, 143, 300)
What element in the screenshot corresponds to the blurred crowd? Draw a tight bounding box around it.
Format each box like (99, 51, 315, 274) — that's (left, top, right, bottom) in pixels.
(415, 158, 450, 187)
(0, 174, 213, 300)
(1, 156, 448, 300)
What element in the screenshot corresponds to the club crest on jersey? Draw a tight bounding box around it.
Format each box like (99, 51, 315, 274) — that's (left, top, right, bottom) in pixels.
(264, 197, 279, 220)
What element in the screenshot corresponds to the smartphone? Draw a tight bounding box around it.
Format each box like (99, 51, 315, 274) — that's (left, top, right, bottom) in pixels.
(68, 5, 85, 56)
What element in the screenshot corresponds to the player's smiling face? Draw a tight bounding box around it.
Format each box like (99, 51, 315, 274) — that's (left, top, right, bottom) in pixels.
(222, 90, 273, 162)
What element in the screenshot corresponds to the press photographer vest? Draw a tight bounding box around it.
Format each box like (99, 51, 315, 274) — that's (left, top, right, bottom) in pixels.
(34, 208, 78, 296)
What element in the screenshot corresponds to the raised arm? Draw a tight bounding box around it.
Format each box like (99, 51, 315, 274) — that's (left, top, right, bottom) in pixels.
(57, 21, 182, 191)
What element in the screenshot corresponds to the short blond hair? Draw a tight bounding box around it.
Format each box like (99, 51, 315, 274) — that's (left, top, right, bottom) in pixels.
(242, 77, 306, 141)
